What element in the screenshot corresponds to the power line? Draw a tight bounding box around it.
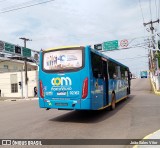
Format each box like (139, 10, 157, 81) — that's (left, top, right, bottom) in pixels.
(0, 0, 38, 11)
(158, 0, 160, 19)
(19, 37, 32, 99)
(149, 0, 152, 21)
(154, 0, 160, 32)
(155, 0, 158, 19)
(116, 55, 148, 61)
(0, 0, 55, 14)
(138, 0, 145, 24)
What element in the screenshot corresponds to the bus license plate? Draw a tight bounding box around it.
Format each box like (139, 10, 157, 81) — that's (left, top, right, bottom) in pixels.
(55, 103, 68, 106)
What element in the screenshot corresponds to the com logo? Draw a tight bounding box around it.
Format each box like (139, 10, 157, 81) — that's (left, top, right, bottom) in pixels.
(51, 77, 72, 86)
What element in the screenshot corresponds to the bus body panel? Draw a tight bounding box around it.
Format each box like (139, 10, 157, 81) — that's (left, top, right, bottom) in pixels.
(90, 77, 104, 110)
(108, 79, 128, 101)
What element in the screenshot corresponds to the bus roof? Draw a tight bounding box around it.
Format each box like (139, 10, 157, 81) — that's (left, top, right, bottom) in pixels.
(43, 46, 81, 51)
(90, 47, 129, 69)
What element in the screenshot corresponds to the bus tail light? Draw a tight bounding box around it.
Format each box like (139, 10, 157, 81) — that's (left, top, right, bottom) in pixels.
(82, 77, 88, 99)
(39, 80, 44, 98)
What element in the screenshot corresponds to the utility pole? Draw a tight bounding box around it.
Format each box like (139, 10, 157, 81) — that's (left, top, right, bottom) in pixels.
(143, 19, 159, 71)
(19, 37, 32, 99)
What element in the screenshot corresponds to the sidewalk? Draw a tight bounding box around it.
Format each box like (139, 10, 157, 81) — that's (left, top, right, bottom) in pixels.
(0, 97, 38, 101)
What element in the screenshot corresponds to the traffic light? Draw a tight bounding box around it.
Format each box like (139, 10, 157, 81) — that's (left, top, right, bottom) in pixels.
(19, 82, 22, 89)
(94, 44, 102, 50)
(34, 53, 39, 61)
(15, 46, 21, 54)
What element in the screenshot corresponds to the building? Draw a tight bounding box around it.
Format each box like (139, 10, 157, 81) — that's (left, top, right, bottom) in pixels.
(0, 56, 38, 98)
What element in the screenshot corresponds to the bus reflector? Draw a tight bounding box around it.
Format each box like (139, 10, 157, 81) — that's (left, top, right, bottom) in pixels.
(39, 80, 44, 98)
(82, 78, 88, 99)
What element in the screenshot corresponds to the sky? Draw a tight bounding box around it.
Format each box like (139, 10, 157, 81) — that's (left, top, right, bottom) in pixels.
(0, 0, 159, 76)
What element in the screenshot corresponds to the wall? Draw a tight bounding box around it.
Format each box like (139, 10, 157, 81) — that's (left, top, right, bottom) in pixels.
(0, 60, 37, 72)
(0, 70, 38, 98)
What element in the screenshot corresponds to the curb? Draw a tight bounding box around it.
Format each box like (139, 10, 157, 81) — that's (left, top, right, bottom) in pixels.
(4, 98, 38, 101)
(143, 129, 160, 139)
(133, 129, 160, 148)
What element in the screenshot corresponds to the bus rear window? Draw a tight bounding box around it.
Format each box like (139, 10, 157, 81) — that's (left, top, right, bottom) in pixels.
(43, 48, 83, 71)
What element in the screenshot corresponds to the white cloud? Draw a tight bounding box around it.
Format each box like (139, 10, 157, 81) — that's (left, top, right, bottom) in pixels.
(0, 0, 155, 75)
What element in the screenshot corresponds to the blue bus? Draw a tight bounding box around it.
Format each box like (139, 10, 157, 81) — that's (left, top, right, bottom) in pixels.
(38, 46, 131, 110)
(140, 71, 148, 78)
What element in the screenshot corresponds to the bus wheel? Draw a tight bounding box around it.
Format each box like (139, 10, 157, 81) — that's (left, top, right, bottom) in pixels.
(127, 87, 129, 95)
(126, 88, 129, 99)
(111, 93, 116, 110)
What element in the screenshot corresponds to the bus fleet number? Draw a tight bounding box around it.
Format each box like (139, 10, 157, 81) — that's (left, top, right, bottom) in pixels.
(70, 91, 80, 95)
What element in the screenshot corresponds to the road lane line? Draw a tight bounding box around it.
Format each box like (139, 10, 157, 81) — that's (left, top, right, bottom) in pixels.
(133, 129, 160, 148)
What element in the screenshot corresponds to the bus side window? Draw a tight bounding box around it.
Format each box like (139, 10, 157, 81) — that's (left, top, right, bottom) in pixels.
(116, 66, 121, 79)
(125, 70, 130, 80)
(113, 73, 117, 79)
(108, 61, 116, 79)
(93, 68, 99, 78)
(125, 71, 128, 77)
(91, 52, 102, 78)
(121, 66, 126, 79)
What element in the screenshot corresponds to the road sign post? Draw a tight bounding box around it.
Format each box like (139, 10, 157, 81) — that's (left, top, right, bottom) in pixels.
(20, 37, 32, 99)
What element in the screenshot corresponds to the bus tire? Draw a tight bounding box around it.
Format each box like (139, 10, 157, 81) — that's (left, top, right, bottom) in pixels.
(126, 88, 129, 99)
(111, 93, 116, 110)
(127, 87, 129, 95)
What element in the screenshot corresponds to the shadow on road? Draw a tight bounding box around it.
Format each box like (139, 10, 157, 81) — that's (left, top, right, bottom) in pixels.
(50, 95, 135, 123)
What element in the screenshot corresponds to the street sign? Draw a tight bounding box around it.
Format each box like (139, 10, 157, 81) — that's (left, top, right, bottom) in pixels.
(0, 41, 4, 51)
(22, 47, 31, 57)
(120, 39, 128, 48)
(5, 42, 15, 53)
(94, 44, 102, 50)
(103, 40, 119, 51)
(0, 40, 39, 62)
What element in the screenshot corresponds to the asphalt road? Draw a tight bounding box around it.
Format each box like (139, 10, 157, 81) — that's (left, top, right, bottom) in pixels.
(0, 78, 160, 147)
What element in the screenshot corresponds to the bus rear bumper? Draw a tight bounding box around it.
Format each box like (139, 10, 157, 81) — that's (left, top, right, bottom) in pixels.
(39, 98, 91, 110)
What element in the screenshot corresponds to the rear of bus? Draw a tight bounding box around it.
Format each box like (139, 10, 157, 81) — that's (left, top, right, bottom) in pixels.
(38, 46, 91, 110)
